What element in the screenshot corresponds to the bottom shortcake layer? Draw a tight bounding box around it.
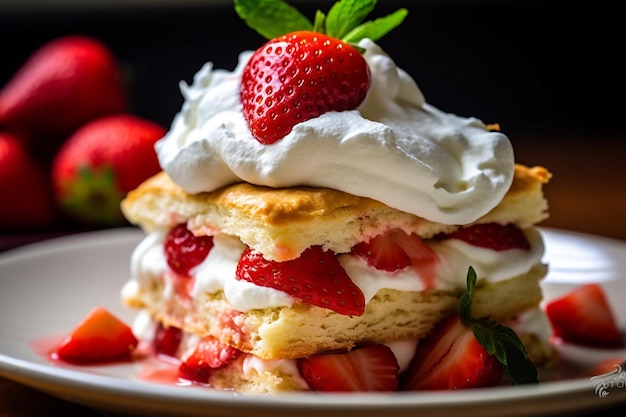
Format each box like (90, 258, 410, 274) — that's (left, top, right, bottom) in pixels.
(128, 263, 548, 361)
(132, 305, 555, 394)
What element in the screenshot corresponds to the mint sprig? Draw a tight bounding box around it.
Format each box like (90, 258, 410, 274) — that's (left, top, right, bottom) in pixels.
(234, 0, 407, 44)
(341, 8, 409, 43)
(234, 0, 313, 39)
(460, 266, 539, 385)
(325, 0, 379, 39)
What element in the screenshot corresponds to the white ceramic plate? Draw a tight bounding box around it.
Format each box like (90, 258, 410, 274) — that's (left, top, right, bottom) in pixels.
(0, 227, 625, 417)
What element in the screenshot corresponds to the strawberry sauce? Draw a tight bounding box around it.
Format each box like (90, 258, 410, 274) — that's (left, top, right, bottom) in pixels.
(31, 335, 192, 386)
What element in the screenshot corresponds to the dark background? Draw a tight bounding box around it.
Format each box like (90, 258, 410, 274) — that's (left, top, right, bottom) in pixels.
(1, 0, 624, 139)
(1, 0, 625, 241)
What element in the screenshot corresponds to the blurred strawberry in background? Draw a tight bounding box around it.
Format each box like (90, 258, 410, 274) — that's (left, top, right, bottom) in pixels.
(0, 132, 57, 230)
(0, 35, 166, 234)
(0, 35, 128, 145)
(52, 114, 165, 226)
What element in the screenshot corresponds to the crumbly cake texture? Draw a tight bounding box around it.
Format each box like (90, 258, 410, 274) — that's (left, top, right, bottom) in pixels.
(121, 163, 553, 381)
(125, 267, 553, 394)
(121, 164, 551, 262)
(205, 354, 308, 393)
(125, 264, 547, 360)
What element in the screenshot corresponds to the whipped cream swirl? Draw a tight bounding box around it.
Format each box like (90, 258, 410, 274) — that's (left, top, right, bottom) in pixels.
(156, 39, 514, 225)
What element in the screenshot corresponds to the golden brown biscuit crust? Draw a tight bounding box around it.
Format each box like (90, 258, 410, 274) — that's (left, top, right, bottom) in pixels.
(121, 164, 550, 261)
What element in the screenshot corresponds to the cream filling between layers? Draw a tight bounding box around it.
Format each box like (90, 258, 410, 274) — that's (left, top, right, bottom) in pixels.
(124, 229, 548, 389)
(122, 228, 545, 312)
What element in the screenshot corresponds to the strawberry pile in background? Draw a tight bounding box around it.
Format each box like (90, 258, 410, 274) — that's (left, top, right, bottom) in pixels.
(0, 35, 166, 233)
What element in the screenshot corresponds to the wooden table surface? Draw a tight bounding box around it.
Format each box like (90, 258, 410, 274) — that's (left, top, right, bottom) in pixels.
(1, 133, 625, 416)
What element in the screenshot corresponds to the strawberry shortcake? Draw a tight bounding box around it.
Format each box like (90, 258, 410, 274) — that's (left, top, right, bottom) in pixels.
(120, 0, 554, 393)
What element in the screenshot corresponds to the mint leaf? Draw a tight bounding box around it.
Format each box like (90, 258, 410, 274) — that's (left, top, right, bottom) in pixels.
(342, 8, 408, 43)
(460, 266, 539, 385)
(473, 319, 538, 384)
(313, 10, 327, 34)
(458, 265, 477, 323)
(326, 0, 377, 40)
(472, 321, 498, 355)
(234, 0, 406, 44)
(493, 324, 539, 384)
(234, 0, 313, 39)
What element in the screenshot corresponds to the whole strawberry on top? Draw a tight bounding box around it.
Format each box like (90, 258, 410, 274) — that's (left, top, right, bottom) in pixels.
(0, 36, 128, 141)
(235, 0, 407, 144)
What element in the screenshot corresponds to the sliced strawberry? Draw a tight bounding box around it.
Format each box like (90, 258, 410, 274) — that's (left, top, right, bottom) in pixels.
(178, 336, 241, 384)
(297, 344, 399, 392)
(353, 229, 438, 287)
(443, 223, 530, 251)
(545, 283, 624, 348)
(352, 233, 410, 271)
(236, 245, 365, 316)
(400, 315, 504, 390)
(241, 30, 370, 144)
(389, 229, 439, 288)
(164, 223, 214, 275)
(154, 322, 183, 358)
(402, 267, 536, 391)
(54, 306, 138, 363)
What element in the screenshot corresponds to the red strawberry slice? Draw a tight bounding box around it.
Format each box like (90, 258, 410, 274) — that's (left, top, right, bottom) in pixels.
(236, 245, 365, 316)
(164, 223, 214, 275)
(54, 306, 138, 363)
(400, 315, 504, 390)
(545, 283, 624, 348)
(154, 322, 183, 358)
(444, 223, 530, 251)
(388, 229, 439, 288)
(353, 229, 438, 287)
(352, 233, 410, 271)
(241, 30, 370, 144)
(178, 336, 241, 384)
(297, 344, 399, 392)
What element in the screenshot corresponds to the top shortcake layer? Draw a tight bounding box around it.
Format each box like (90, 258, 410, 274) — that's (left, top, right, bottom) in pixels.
(121, 164, 550, 262)
(155, 39, 515, 225)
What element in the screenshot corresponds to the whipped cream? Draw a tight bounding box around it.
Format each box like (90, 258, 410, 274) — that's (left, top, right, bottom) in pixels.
(242, 355, 310, 389)
(156, 39, 514, 225)
(124, 229, 545, 313)
(428, 227, 545, 289)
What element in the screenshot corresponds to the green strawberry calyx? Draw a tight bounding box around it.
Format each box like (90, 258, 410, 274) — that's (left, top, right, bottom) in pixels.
(60, 164, 125, 226)
(460, 266, 539, 385)
(234, 0, 407, 45)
